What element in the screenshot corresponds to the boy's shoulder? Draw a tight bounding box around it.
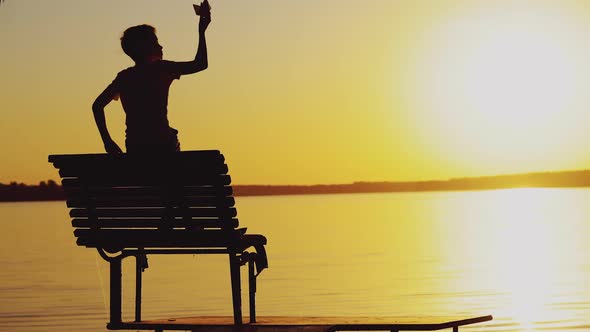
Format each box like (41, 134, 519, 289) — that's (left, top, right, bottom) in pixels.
(117, 65, 137, 75)
(113, 61, 181, 83)
(113, 66, 135, 81)
(117, 61, 175, 74)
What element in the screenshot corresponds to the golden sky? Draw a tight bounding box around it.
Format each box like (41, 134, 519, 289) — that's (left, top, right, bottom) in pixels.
(1, 0, 590, 185)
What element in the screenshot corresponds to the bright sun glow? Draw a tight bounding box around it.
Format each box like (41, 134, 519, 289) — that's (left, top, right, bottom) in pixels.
(405, 3, 590, 173)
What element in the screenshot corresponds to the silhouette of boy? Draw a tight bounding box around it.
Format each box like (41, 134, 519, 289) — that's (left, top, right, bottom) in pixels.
(92, 1, 211, 154)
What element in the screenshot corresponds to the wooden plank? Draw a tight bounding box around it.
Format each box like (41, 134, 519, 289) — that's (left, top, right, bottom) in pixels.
(50, 153, 226, 177)
(74, 229, 253, 249)
(61, 174, 232, 187)
(49, 150, 223, 166)
(74, 229, 266, 249)
(70, 207, 237, 218)
(113, 315, 493, 331)
(72, 217, 239, 229)
(56, 159, 228, 175)
(58, 163, 229, 178)
(66, 196, 235, 208)
(64, 185, 234, 198)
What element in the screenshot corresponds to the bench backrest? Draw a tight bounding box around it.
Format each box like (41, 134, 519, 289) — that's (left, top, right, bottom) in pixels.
(49, 151, 240, 250)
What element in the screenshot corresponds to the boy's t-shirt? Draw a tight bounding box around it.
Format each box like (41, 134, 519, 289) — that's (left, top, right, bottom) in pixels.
(109, 60, 182, 150)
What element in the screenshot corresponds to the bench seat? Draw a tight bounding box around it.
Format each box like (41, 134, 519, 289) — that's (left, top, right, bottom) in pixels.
(74, 228, 266, 254)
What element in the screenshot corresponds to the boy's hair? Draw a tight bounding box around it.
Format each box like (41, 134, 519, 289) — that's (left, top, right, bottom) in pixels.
(121, 24, 157, 62)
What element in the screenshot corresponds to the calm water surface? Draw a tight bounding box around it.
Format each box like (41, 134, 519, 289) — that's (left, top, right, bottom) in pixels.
(1, 189, 590, 331)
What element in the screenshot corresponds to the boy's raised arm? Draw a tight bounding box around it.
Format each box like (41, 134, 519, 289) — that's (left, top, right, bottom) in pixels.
(194, 8, 211, 70)
(92, 84, 123, 154)
(169, 1, 211, 75)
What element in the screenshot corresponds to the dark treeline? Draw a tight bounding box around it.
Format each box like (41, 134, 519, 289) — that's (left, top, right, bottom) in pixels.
(234, 169, 590, 196)
(3, 169, 590, 201)
(0, 180, 66, 201)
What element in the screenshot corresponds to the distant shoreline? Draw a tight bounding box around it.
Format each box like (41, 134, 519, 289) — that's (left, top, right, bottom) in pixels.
(3, 169, 590, 202)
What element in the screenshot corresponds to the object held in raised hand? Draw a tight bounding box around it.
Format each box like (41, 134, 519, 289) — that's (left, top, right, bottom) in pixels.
(193, 1, 211, 16)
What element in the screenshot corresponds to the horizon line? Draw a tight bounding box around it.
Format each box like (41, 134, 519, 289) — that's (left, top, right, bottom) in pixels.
(3, 167, 590, 187)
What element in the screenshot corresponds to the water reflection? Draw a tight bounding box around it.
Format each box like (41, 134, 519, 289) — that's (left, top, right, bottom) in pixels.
(237, 189, 590, 331)
(436, 189, 589, 331)
(1, 190, 590, 331)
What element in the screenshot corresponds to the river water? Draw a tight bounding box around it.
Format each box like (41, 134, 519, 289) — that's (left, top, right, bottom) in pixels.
(1, 189, 590, 331)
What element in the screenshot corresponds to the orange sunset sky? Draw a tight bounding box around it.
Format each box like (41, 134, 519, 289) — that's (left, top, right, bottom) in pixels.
(2, 0, 590, 185)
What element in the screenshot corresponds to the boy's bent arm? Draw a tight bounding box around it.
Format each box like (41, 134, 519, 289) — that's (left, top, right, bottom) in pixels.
(92, 85, 123, 154)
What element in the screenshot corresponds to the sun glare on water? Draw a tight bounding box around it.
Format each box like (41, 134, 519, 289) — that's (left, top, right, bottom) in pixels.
(405, 2, 590, 173)
(483, 190, 572, 330)
(442, 188, 588, 330)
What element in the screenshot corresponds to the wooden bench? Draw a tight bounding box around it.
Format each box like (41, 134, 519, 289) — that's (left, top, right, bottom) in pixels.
(49, 150, 492, 332)
(49, 150, 268, 328)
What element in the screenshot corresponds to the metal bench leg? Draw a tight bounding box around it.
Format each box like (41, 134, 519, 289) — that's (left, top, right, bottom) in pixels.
(248, 255, 257, 323)
(229, 252, 243, 325)
(110, 258, 122, 326)
(135, 254, 143, 322)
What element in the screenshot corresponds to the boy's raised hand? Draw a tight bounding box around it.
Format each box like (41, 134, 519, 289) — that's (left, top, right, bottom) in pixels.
(197, 0, 211, 33)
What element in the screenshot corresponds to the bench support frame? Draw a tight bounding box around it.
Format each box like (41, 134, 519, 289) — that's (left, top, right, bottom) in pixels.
(229, 250, 243, 325)
(99, 248, 260, 328)
(110, 258, 123, 325)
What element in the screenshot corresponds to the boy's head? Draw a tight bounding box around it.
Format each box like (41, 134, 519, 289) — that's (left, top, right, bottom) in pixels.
(121, 24, 163, 63)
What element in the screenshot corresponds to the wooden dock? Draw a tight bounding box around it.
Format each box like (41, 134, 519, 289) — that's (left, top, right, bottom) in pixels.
(110, 315, 493, 332)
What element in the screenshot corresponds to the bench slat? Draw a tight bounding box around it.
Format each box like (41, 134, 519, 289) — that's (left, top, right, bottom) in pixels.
(58, 163, 229, 178)
(58, 164, 228, 178)
(64, 185, 234, 198)
(70, 207, 237, 218)
(61, 174, 232, 187)
(49, 150, 223, 167)
(71, 218, 239, 229)
(74, 229, 262, 249)
(66, 196, 235, 208)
